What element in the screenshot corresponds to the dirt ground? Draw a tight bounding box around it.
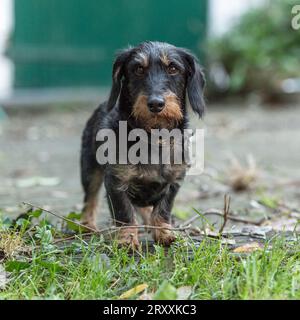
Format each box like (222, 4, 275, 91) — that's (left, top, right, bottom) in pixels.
(1, 99, 300, 232)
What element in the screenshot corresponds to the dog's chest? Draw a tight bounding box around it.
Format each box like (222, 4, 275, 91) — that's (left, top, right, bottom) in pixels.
(112, 164, 186, 193)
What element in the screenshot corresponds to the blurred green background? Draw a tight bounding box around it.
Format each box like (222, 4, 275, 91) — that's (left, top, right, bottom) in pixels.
(2, 0, 300, 101)
(8, 0, 207, 88)
(206, 0, 300, 101)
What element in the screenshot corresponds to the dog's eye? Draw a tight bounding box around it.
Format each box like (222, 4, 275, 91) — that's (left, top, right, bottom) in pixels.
(167, 64, 179, 75)
(135, 65, 144, 76)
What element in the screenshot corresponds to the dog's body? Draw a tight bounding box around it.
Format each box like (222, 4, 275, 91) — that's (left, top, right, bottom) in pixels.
(81, 41, 205, 247)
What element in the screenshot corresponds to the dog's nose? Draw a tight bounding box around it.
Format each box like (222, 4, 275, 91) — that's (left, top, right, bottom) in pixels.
(148, 97, 165, 113)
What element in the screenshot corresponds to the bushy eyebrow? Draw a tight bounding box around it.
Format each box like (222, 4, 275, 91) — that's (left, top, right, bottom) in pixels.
(160, 52, 170, 66)
(128, 49, 185, 71)
(132, 51, 149, 67)
(165, 58, 185, 71)
(160, 51, 185, 69)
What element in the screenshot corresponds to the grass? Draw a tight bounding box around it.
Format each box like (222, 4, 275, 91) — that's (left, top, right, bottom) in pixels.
(0, 211, 300, 300)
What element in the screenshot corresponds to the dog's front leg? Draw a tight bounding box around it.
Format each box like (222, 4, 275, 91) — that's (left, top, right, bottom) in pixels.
(106, 184, 140, 249)
(151, 183, 179, 246)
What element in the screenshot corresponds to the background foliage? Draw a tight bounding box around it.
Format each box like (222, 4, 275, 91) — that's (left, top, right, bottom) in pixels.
(207, 0, 300, 99)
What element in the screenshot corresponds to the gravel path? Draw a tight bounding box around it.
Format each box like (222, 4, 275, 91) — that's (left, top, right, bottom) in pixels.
(1, 101, 299, 230)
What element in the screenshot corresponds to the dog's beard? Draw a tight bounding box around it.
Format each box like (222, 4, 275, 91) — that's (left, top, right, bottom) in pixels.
(131, 93, 183, 131)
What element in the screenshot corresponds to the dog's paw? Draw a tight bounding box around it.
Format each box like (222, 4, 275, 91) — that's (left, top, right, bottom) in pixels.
(152, 223, 176, 246)
(117, 227, 140, 250)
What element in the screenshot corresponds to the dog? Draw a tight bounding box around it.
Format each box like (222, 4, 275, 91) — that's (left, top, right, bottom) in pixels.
(80, 41, 205, 248)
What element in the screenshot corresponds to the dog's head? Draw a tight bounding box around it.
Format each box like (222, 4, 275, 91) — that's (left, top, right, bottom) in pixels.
(107, 41, 205, 130)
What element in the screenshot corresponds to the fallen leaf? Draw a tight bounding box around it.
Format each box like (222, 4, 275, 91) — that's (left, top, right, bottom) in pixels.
(120, 283, 148, 299)
(233, 242, 263, 253)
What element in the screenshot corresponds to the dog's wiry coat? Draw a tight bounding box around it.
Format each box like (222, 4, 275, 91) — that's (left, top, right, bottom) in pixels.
(81, 41, 205, 247)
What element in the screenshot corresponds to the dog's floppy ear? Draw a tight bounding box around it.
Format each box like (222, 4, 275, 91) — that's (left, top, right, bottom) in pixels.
(107, 48, 132, 111)
(179, 49, 206, 117)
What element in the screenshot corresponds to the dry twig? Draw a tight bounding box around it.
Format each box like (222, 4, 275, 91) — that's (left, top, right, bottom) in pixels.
(24, 202, 191, 244)
(180, 209, 265, 227)
(219, 194, 231, 234)
(23, 202, 97, 232)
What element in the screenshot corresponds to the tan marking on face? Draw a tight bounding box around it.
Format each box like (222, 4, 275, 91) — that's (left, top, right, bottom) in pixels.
(160, 52, 170, 66)
(151, 215, 176, 245)
(131, 93, 183, 131)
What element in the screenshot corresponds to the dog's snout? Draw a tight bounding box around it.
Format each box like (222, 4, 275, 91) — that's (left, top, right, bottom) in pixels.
(147, 97, 165, 113)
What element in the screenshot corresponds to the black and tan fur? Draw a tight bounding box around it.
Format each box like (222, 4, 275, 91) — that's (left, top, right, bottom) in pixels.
(80, 41, 205, 248)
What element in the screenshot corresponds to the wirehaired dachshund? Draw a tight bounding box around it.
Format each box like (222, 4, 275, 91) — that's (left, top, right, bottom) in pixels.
(80, 41, 205, 248)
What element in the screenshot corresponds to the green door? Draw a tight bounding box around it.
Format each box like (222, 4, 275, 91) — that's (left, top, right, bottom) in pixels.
(8, 0, 207, 88)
